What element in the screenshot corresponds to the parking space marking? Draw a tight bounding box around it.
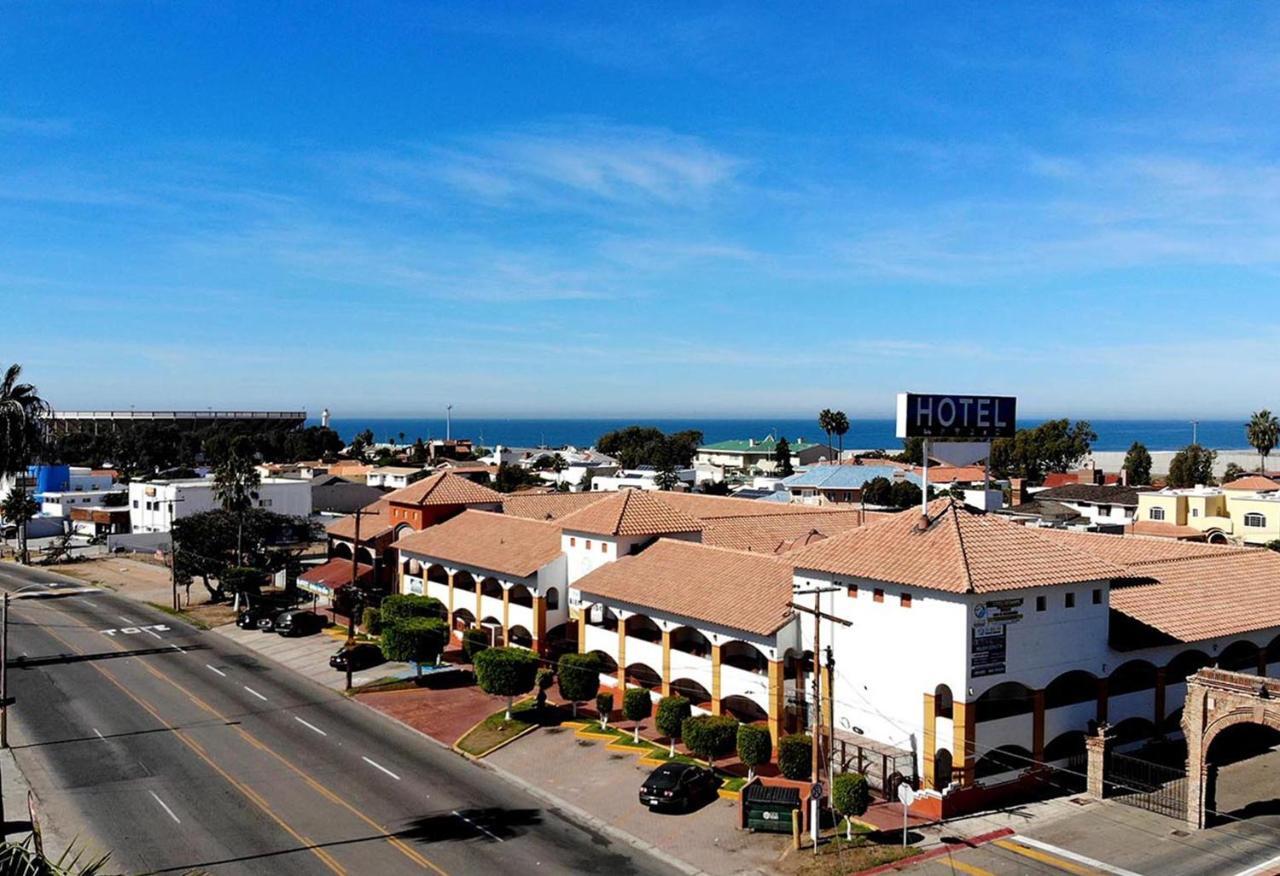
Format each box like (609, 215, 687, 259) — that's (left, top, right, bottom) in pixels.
(205, 664, 227, 677)
(452, 809, 503, 843)
(994, 839, 1093, 875)
(998, 836, 1143, 876)
(362, 756, 400, 781)
(243, 686, 268, 701)
(295, 717, 327, 737)
(149, 791, 181, 824)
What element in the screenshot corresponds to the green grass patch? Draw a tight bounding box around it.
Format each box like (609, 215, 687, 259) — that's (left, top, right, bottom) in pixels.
(146, 602, 212, 630)
(791, 835, 920, 876)
(456, 699, 539, 756)
(720, 776, 748, 793)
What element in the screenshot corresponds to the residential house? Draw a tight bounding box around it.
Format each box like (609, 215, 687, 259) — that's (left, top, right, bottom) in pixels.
(365, 466, 429, 490)
(780, 464, 922, 506)
(695, 435, 828, 476)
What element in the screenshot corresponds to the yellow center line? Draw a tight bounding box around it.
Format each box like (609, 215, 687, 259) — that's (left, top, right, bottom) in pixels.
(36, 622, 348, 876)
(993, 838, 1097, 875)
(941, 859, 996, 876)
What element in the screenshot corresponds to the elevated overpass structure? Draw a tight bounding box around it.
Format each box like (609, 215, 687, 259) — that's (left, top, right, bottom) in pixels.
(46, 410, 307, 434)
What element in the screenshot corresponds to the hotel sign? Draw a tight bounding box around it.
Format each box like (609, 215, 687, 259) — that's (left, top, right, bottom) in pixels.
(896, 393, 1017, 440)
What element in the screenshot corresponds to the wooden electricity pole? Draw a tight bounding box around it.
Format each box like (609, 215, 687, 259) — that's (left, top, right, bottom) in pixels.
(345, 507, 364, 692)
(790, 587, 851, 813)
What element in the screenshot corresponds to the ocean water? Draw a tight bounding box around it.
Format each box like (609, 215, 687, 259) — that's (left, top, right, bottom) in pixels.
(316, 417, 1250, 453)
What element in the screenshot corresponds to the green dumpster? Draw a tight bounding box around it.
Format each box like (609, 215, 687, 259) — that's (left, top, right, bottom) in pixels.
(743, 783, 801, 833)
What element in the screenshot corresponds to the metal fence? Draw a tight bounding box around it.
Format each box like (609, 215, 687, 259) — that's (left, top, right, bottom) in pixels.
(1106, 750, 1188, 819)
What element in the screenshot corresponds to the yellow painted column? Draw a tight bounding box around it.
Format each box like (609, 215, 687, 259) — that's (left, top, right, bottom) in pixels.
(922, 693, 936, 789)
(502, 587, 510, 646)
(661, 629, 672, 697)
(711, 643, 722, 715)
(767, 659, 785, 752)
(532, 596, 546, 655)
(575, 606, 587, 652)
(475, 581, 483, 627)
(617, 621, 627, 691)
(953, 701, 975, 787)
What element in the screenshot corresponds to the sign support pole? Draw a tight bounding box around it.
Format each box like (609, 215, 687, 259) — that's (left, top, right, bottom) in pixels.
(920, 438, 931, 517)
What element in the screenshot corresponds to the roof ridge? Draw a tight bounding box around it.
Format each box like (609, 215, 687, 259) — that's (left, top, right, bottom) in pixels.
(661, 536, 790, 564)
(946, 499, 977, 594)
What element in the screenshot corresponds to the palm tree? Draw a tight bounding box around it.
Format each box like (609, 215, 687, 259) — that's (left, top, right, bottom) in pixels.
(1247, 410, 1280, 475)
(0, 363, 50, 564)
(1, 488, 39, 564)
(831, 410, 850, 460)
(817, 409, 836, 462)
(213, 435, 261, 565)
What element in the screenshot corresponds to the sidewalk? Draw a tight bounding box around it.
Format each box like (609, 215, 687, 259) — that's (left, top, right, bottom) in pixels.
(213, 622, 419, 691)
(2, 746, 79, 859)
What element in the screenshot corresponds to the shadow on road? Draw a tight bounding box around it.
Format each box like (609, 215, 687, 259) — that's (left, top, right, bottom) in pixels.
(7, 644, 207, 669)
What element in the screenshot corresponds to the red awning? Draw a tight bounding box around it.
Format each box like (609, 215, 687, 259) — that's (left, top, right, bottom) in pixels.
(299, 558, 374, 591)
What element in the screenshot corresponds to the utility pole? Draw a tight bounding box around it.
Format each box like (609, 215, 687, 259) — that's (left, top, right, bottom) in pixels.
(1, 592, 8, 749)
(167, 496, 186, 612)
(346, 507, 363, 692)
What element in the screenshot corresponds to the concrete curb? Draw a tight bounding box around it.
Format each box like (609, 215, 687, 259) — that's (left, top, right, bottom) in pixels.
(453, 721, 541, 760)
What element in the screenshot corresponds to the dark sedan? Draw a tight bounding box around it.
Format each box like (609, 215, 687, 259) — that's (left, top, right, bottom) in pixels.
(329, 643, 385, 672)
(639, 763, 718, 812)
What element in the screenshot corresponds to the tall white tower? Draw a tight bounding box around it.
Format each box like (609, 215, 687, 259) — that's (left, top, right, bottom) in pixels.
(321, 407, 330, 428)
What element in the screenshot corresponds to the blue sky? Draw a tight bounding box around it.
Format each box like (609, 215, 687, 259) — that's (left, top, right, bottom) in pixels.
(3, 2, 1279, 419)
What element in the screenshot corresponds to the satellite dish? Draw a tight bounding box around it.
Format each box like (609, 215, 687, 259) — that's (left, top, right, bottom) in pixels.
(897, 783, 916, 807)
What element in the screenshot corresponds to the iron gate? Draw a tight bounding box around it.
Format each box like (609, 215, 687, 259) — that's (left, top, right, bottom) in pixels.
(1106, 751, 1187, 819)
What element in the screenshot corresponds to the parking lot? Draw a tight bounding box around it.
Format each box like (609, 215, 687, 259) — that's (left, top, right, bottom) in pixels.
(487, 724, 791, 876)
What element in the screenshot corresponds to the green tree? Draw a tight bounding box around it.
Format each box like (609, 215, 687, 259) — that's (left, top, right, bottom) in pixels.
(381, 617, 448, 678)
(1122, 441, 1153, 486)
(832, 772, 871, 840)
(473, 647, 540, 720)
(361, 606, 383, 636)
(1167, 444, 1218, 488)
(773, 437, 795, 476)
(1267, 539, 1280, 553)
(0, 363, 50, 563)
(623, 688, 653, 743)
(1248, 410, 1280, 474)
(861, 476, 893, 507)
(988, 419, 1097, 482)
(1223, 462, 1247, 484)
(655, 695, 691, 757)
(596, 426, 703, 470)
(896, 436, 926, 466)
(1, 488, 38, 565)
(596, 691, 615, 729)
(654, 464, 680, 491)
(558, 653, 602, 718)
(777, 733, 812, 780)
(462, 627, 490, 661)
(736, 724, 771, 782)
(817, 409, 836, 461)
(172, 509, 313, 602)
(213, 435, 261, 565)
(831, 411, 850, 460)
(891, 479, 923, 509)
(681, 715, 738, 766)
(380, 594, 446, 624)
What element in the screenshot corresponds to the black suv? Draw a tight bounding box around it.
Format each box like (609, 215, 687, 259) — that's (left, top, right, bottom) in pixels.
(639, 763, 718, 812)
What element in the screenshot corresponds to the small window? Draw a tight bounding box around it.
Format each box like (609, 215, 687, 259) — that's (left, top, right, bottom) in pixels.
(1036, 595, 1046, 612)
(873, 588, 884, 603)
(1065, 592, 1075, 609)
(900, 592, 912, 608)
(585, 540, 592, 550)
(600, 542, 607, 553)
(1192, 508, 1200, 518)
(848, 584, 858, 598)
(1245, 512, 1267, 528)
(1092, 588, 1102, 605)
(1150, 507, 1166, 521)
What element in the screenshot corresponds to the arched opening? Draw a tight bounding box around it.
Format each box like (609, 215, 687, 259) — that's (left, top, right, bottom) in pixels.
(935, 684, 954, 720)
(1044, 731, 1086, 763)
(453, 571, 476, 594)
(975, 681, 1036, 722)
(508, 625, 533, 649)
(670, 626, 711, 659)
(427, 564, 449, 586)
(1167, 650, 1212, 684)
(1161, 706, 1183, 735)
(1206, 722, 1280, 824)
(933, 748, 954, 788)
(784, 649, 813, 734)
(1207, 530, 1230, 545)
(588, 650, 618, 675)
(1266, 635, 1280, 672)
(1218, 641, 1261, 674)
(544, 587, 559, 610)
(480, 577, 503, 600)
(355, 547, 375, 566)
(721, 640, 768, 674)
(508, 583, 533, 609)
(1045, 670, 1099, 709)
(721, 695, 768, 724)
(626, 662, 662, 690)
(332, 541, 353, 560)
(394, 523, 413, 539)
(624, 615, 662, 644)
(404, 557, 422, 576)
(451, 608, 475, 631)
(670, 678, 711, 707)
(974, 745, 1033, 781)
(1108, 660, 1157, 695)
(1111, 716, 1157, 746)
(481, 616, 504, 647)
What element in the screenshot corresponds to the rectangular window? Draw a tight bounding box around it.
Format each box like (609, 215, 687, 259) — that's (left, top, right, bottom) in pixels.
(585, 540, 592, 550)
(1065, 592, 1075, 608)
(569, 537, 576, 547)
(848, 584, 857, 598)
(1092, 588, 1102, 605)
(601, 542, 607, 553)
(900, 592, 912, 608)
(873, 588, 884, 603)
(1036, 595, 1046, 611)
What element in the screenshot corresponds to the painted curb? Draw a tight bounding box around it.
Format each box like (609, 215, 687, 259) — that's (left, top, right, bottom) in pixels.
(454, 722, 541, 761)
(857, 827, 1015, 876)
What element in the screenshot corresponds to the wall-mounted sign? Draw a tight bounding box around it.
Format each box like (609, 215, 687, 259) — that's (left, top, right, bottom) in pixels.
(971, 624, 1007, 677)
(896, 393, 1017, 440)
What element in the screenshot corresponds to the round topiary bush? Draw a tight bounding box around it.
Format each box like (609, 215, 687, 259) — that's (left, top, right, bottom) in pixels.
(360, 606, 382, 636)
(596, 691, 615, 728)
(462, 627, 490, 661)
(832, 772, 871, 839)
(623, 688, 653, 742)
(380, 617, 448, 679)
(736, 723, 772, 780)
(557, 653, 602, 717)
(778, 733, 812, 780)
(655, 696, 692, 756)
(380, 593, 446, 624)
(681, 714, 739, 766)
(473, 646, 540, 719)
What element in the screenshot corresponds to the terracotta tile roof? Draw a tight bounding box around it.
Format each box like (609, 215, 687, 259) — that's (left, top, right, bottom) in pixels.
(325, 499, 394, 542)
(502, 491, 616, 521)
(299, 557, 373, 589)
(699, 509, 883, 554)
(384, 471, 503, 507)
(789, 498, 1127, 593)
(1035, 483, 1151, 506)
(393, 510, 562, 578)
(1035, 528, 1228, 565)
(1125, 521, 1208, 540)
(1223, 475, 1280, 492)
(575, 539, 795, 636)
(653, 491, 836, 519)
(556, 490, 703, 537)
(912, 465, 990, 483)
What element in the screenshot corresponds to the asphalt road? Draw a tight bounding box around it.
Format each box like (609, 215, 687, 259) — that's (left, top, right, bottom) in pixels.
(0, 563, 680, 876)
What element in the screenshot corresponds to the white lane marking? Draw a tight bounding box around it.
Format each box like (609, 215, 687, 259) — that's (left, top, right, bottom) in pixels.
(294, 717, 327, 737)
(243, 686, 268, 701)
(93, 728, 105, 741)
(1007, 835, 1144, 876)
(149, 791, 181, 824)
(1235, 851, 1280, 876)
(170, 644, 184, 653)
(119, 616, 138, 625)
(362, 756, 400, 780)
(142, 626, 163, 640)
(205, 664, 227, 677)
(452, 809, 503, 842)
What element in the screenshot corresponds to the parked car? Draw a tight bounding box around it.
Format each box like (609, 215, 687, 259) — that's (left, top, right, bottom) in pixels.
(639, 763, 718, 812)
(235, 610, 260, 630)
(255, 613, 277, 633)
(329, 642, 385, 672)
(274, 609, 323, 637)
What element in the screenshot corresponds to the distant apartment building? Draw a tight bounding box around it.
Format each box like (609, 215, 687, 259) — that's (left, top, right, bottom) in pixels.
(1136, 476, 1280, 545)
(129, 476, 313, 533)
(695, 435, 828, 475)
(365, 466, 429, 490)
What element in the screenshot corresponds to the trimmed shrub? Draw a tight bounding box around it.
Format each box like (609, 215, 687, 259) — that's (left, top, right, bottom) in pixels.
(558, 653, 602, 717)
(596, 692, 615, 729)
(623, 688, 652, 743)
(360, 606, 382, 636)
(462, 627, 490, 662)
(380, 594, 445, 624)
(682, 715, 738, 766)
(655, 696, 692, 756)
(832, 772, 871, 839)
(778, 733, 812, 781)
(380, 618, 447, 678)
(736, 724, 772, 780)
(473, 647, 540, 719)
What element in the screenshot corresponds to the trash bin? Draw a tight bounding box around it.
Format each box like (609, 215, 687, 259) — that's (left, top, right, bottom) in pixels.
(743, 782, 801, 834)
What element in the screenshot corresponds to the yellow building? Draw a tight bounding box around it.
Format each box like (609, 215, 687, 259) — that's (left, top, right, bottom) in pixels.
(1135, 477, 1280, 545)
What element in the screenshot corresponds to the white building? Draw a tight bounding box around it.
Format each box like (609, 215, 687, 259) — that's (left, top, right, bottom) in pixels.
(39, 488, 126, 518)
(590, 467, 695, 492)
(129, 476, 313, 533)
(365, 466, 428, 490)
(1025, 483, 1149, 526)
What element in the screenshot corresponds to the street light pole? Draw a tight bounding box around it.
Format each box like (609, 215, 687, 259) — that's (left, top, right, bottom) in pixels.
(346, 508, 363, 692)
(2, 592, 9, 749)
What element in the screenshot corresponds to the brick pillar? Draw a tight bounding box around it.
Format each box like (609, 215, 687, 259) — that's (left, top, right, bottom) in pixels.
(661, 628, 672, 697)
(1033, 689, 1046, 763)
(711, 642, 722, 714)
(953, 701, 975, 787)
(1096, 676, 1109, 724)
(502, 586, 510, 646)
(532, 596, 546, 655)
(922, 693, 936, 789)
(1154, 667, 1166, 728)
(1085, 725, 1111, 799)
(767, 659, 785, 752)
(617, 621, 627, 691)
